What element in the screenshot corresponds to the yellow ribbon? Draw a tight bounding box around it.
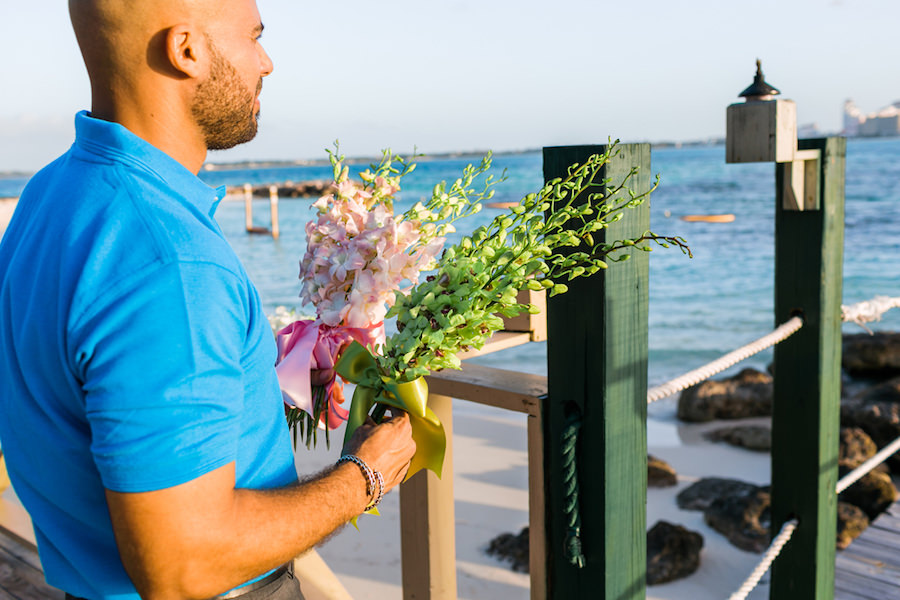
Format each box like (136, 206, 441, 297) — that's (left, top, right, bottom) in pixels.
(336, 341, 446, 481)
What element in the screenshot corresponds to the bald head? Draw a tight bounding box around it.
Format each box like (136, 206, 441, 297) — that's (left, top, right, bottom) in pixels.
(69, 0, 216, 86)
(67, 0, 272, 171)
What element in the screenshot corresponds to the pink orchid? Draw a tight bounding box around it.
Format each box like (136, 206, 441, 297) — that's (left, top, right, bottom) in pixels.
(297, 162, 445, 338)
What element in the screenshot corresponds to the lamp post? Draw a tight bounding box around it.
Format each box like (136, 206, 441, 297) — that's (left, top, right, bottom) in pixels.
(727, 61, 845, 600)
(726, 60, 820, 210)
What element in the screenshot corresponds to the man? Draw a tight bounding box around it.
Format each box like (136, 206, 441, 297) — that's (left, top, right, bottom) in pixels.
(0, 1, 417, 599)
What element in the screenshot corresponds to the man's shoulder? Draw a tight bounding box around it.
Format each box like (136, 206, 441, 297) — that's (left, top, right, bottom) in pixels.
(11, 148, 249, 322)
(32, 147, 237, 268)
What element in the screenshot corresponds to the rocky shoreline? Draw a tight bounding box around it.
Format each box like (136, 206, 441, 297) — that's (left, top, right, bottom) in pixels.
(225, 180, 332, 199)
(486, 331, 900, 586)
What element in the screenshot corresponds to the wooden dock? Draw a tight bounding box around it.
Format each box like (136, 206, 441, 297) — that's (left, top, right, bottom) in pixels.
(835, 498, 900, 599)
(0, 487, 63, 600)
(0, 531, 62, 599)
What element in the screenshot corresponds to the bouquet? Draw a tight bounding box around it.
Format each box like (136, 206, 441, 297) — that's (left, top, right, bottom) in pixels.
(275, 142, 690, 480)
(275, 147, 497, 448)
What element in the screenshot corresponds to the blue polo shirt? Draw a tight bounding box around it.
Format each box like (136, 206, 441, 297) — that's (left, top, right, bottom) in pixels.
(0, 112, 297, 599)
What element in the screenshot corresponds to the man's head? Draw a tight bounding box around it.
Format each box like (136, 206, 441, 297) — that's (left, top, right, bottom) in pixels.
(68, 0, 273, 164)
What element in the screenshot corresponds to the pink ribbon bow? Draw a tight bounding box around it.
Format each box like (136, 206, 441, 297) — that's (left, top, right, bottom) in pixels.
(275, 319, 385, 429)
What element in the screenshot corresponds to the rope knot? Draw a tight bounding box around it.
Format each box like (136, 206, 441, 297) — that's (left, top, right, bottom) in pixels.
(561, 411, 585, 568)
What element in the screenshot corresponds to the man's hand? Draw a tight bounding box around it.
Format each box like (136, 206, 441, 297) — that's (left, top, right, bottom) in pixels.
(342, 412, 417, 495)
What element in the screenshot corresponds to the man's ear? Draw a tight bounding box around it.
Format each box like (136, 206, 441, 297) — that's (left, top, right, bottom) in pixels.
(165, 24, 204, 78)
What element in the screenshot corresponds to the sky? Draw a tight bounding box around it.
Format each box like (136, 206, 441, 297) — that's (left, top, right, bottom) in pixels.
(1, 0, 898, 172)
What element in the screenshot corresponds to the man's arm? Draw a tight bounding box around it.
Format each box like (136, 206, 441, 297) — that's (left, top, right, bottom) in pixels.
(106, 414, 415, 600)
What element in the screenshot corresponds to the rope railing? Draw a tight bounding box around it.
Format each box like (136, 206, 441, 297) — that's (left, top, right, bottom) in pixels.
(643, 295, 900, 598)
(725, 432, 900, 600)
(836, 434, 900, 494)
(646, 316, 804, 404)
(727, 518, 798, 600)
(841, 296, 900, 333)
(646, 295, 900, 406)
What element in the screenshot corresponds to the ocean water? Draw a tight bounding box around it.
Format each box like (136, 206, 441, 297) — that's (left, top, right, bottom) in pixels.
(3, 139, 898, 403)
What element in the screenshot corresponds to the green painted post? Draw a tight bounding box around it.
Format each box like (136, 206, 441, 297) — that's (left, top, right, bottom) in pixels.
(542, 144, 650, 599)
(770, 137, 845, 599)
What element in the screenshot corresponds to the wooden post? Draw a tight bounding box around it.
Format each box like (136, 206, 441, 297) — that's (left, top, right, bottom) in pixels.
(399, 393, 456, 600)
(770, 137, 845, 599)
(527, 410, 547, 600)
(243, 183, 253, 232)
(268, 185, 280, 240)
(542, 144, 650, 599)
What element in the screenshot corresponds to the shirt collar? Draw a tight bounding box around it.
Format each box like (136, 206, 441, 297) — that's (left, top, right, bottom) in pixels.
(73, 111, 226, 217)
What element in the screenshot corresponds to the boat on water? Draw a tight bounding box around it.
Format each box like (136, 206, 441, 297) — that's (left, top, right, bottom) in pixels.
(680, 214, 736, 223)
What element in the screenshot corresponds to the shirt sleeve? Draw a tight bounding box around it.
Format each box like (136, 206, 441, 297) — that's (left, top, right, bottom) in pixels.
(71, 259, 249, 493)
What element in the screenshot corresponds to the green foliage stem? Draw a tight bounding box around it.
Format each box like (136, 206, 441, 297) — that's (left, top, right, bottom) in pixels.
(379, 141, 691, 382)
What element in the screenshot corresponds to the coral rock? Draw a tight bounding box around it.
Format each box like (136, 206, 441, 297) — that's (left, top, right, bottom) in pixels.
(843, 332, 900, 379)
(648, 454, 678, 488)
(676, 477, 761, 511)
(705, 425, 771, 452)
(704, 487, 771, 553)
(646, 521, 704, 585)
(836, 502, 869, 550)
(485, 527, 529, 573)
(677, 368, 772, 422)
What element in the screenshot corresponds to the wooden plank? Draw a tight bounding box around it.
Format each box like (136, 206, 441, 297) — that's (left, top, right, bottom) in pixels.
(835, 561, 900, 596)
(726, 99, 797, 163)
(870, 512, 900, 532)
(852, 544, 900, 567)
(425, 364, 545, 416)
(527, 410, 547, 600)
(399, 394, 457, 600)
(852, 525, 900, 553)
(839, 539, 900, 567)
(836, 548, 900, 585)
(456, 331, 532, 360)
(0, 490, 38, 554)
(243, 183, 253, 231)
(268, 186, 280, 239)
(0, 536, 62, 600)
(292, 551, 354, 600)
(770, 137, 845, 600)
(503, 289, 547, 342)
(542, 144, 650, 599)
(833, 584, 880, 600)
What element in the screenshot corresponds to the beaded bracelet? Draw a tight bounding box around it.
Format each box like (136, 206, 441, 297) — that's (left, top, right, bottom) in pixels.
(372, 469, 385, 509)
(338, 454, 384, 510)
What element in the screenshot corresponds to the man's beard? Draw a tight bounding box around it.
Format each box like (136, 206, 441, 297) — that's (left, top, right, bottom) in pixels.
(191, 43, 261, 151)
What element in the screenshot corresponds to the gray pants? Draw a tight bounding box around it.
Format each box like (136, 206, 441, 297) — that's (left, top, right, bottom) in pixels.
(65, 563, 304, 600)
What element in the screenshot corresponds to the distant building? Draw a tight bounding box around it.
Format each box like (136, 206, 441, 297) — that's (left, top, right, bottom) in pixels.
(843, 99, 900, 137)
(798, 123, 822, 138)
(843, 100, 863, 137)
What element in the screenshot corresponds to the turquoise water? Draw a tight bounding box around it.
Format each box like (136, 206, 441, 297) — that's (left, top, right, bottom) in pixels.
(3, 139, 898, 392)
(197, 140, 900, 393)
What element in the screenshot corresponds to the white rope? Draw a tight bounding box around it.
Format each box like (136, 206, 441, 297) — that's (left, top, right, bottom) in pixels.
(646, 316, 804, 404)
(841, 295, 900, 333)
(836, 434, 900, 494)
(727, 519, 798, 600)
